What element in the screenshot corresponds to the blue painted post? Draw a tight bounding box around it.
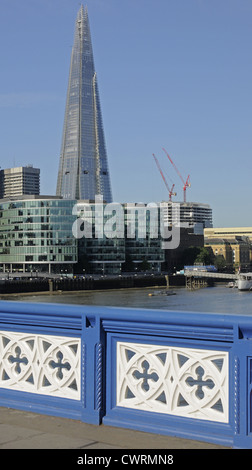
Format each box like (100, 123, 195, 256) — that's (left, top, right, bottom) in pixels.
(232, 320, 252, 449)
(81, 313, 104, 424)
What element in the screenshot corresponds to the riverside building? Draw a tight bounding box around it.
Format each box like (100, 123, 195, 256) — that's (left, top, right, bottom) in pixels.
(74, 200, 164, 274)
(162, 201, 213, 234)
(75, 199, 125, 275)
(204, 227, 252, 242)
(161, 201, 212, 271)
(0, 197, 165, 276)
(0, 196, 77, 275)
(0, 196, 213, 275)
(204, 227, 252, 270)
(124, 203, 164, 273)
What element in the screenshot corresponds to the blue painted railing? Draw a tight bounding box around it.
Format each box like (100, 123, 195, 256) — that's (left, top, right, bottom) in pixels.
(0, 300, 251, 448)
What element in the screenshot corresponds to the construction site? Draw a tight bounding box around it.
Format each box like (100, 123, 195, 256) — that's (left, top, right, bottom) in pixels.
(152, 148, 213, 235)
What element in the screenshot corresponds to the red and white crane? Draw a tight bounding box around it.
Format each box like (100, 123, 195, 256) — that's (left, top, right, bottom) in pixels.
(162, 148, 190, 202)
(152, 153, 176, 201)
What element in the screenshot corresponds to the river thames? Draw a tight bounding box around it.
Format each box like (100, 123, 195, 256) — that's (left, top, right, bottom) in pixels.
(5, 284, 252, 316)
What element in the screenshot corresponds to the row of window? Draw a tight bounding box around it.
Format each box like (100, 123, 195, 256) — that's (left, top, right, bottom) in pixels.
(0, 200, 75, 210)
(0, 255, 75, 263)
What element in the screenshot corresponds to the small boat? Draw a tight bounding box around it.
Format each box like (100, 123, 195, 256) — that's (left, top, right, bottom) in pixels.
(148, 290, 176, 297)
(237, 273, 252, 291)
(226, 281, 238, 288)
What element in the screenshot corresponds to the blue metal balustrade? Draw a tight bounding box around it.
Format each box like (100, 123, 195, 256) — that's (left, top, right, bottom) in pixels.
(0, 300, 251, 448)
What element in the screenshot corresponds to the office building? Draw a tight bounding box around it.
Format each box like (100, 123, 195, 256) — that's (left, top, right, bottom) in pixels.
(0, 196, 77, 274)
(0, 197, 165, 276)
(159, 201, 210, 271)
(162, 201, 213, 234)
(124, 203, 164, 273)
(0, 166, 40, 198)
(75, 200, 125, 274)
(74, 200, 164, 274)
(56, 5, 112, 202)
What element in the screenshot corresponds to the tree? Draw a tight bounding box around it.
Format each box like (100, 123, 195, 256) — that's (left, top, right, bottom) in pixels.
(182, 246, 201, 266)
(122, 253, 134, 272)
(139, 257, 151, 271)
(194, 247, 214, 265)
(214, 255, 226, 271)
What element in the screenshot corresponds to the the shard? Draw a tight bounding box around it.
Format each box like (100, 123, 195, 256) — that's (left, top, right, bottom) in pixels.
(56, 5, 113, 202)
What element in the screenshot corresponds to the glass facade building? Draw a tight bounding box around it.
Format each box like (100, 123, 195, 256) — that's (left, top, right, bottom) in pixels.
(75, 201, 164, 274)
(124, 204, 164, 272)
(56, 6, 112, 203)
(0, 197, 77, 274)
(75, 200, 125, 274)
(0, 197, 164, 276)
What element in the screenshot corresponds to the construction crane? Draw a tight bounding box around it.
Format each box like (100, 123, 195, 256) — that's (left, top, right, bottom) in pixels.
(162, 148, 190, 202)
(152, 154, 176, 201)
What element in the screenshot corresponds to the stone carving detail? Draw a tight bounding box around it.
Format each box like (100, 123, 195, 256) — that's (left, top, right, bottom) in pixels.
(117, 342, 229, 422)
(0, 330, 81, 400)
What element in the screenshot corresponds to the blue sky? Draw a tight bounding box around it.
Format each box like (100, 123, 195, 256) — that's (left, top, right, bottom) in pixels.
(0, 0, 251, 227)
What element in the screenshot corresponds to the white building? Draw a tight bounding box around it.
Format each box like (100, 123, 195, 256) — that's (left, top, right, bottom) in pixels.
(161, 201, 213, 234)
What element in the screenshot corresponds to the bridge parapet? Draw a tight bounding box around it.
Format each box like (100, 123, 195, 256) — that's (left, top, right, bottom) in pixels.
(0, 301, 251, 448)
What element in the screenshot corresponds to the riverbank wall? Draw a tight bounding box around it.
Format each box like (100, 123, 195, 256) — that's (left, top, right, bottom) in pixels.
(0, 274, 186, 295)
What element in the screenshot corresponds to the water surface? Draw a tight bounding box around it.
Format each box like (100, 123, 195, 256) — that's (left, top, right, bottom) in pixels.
(4, 285, 252, 316)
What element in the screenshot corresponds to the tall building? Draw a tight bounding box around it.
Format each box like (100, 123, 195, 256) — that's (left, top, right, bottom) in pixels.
(0, 166, 40, 198)
(56, 5, 112, 203)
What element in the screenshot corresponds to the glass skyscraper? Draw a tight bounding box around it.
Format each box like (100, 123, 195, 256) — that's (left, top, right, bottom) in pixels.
(56, 5, 113, 202)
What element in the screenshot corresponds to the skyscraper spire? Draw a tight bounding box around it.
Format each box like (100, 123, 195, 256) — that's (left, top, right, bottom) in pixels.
(56, 5, 113, 202)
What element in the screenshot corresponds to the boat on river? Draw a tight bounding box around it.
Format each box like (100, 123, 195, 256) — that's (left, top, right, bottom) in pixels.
(227, 280, 238, 288)
(237, 273, 252, 291)
(148, 290, 176, 297)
